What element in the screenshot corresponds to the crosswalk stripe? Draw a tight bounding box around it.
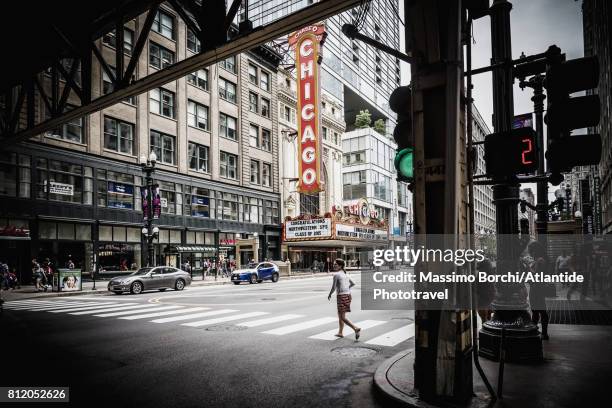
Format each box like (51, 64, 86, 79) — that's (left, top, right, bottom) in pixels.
(365, 324, 415, 347)
(308, 320, 387, 340)
(182, 312, 269, 327)
(118, 307, 210, 320)
(151, 309, 237, 324)
(95, 305, 185, 317)
(49, 303, 133, 313)
(262, 317, 337, 335)
(69, 304, 160, 315)
(5, 302, 107, 310)
(5, 300, 65, 306)
(12, 302, 114, 311)
(236, 314, 304, 328)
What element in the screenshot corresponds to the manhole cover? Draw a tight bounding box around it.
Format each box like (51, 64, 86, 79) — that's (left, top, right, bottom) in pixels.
(261, 298, 276, 301)
(331, 347, 378, 358)
(205, 325, 248, 332)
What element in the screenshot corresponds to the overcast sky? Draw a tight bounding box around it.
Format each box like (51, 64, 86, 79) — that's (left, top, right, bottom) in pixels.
(398, 0, 585, 202)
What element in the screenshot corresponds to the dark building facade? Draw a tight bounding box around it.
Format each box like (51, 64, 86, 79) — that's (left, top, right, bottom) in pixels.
(583, 0, 612, 234)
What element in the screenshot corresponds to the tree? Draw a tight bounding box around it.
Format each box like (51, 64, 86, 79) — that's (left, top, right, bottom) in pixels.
(373, 119, 386, 134)
(354, 109, 372, 128)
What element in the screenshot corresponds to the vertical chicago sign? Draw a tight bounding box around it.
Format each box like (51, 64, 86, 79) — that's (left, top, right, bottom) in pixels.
(289, 23, 326, 194)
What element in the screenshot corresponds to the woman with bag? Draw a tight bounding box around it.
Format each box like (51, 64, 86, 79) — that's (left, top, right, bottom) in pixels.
(527, 241, 551, 340)
(327, 259, 361, 339)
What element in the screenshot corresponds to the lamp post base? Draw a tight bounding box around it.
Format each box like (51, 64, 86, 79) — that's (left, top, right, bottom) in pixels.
(478, 311, 543, 363)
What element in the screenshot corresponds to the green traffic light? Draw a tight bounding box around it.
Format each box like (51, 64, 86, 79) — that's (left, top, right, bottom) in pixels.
(394, 148, 413, 179)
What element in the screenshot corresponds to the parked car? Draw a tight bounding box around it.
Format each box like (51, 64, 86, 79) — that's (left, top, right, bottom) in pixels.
(231, 262, 280, 285)
(107, 267, 192, 294)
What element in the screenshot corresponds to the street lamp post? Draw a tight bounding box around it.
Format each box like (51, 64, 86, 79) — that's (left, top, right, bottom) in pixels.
(140, 152, 158, 267)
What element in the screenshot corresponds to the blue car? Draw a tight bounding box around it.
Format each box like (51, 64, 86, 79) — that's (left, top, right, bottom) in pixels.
(231, 262, 280, 285)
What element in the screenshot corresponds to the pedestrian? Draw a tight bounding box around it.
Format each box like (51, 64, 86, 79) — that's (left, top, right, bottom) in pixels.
(0, 261, 9, 290)
(555, 250, 571, 287)
(356, 259, 361, 269)
(32, 258, 45, 292)
(327, 259, 361, 339)
(527, 241, 551, 340)
(67, 258, 75, 270)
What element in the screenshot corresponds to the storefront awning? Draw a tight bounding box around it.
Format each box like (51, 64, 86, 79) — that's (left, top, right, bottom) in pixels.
(170, 246, 217, 253)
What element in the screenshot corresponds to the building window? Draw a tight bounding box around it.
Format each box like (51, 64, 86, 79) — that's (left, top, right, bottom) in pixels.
(104, 116, 134, 154)
(220, 151, 238, 180)
(188, 142, 209, 173)
(150, 130, 176, 165)
(261, 128, 271, 151)
(187, 69, 208, 90)
(264, 200, 279, 224)
(250, 160, 260, 184)
(220, 193, 239, 220)
(342, 171, 367, 200)
(249, 64, 258, 84)
(153, 9, 175, 40)
(149, 42, 175, 69)
(187, 29, 201, 53)
(36, 158, 93, 205)
(373, 171, 392, 202)
(103, 27, 134, 55)
(261, 97, 270, 117)
(219, 113, 237, 140)
(262, 163, 271, 187)
(249, 124, 259, 148)
(249, 92, 259, 113)
(150, 88, 175, 118)
(282, 105, 294, 123)
(219, 56, 237, 74)
(102, 67, 136, 104)
(97, 170, 137, 209)
(260, 71, 270, 91)
(218, 78, 237, 103)
(44, 106, 84, 144)
(0, 153, 30, 198)
(189, 187, 212, 218)
(343, 151, 365, 166)
(187, 100, 209, 130)
(322, 127, 328, 140)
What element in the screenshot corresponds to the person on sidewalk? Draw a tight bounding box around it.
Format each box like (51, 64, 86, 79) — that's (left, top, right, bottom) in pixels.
(527, 241, 551, 340)
(327, 259, 361, 339)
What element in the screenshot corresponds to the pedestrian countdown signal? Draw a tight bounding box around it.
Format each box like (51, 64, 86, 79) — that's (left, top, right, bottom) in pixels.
(484, 127, 538, 178)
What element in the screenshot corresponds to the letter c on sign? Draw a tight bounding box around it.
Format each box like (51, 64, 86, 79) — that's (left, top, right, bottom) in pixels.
(302, 104, 314, 121)
(300, 39, 313, 57)
(302, 168, 316, 185)
(302, 147, 316, 163)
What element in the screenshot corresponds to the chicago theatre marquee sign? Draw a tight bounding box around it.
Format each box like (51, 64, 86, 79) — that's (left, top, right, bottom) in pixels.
(283, 200, 388, 244)
(289, 23, 325, 194)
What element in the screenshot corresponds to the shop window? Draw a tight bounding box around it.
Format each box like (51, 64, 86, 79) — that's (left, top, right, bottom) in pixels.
(113, 226, 127, 242)
(170, 230, 181, 244)
(98, 243, 141, 272)
(99, 225, 113, 241)
(76, 224, 92, 241)
(58, 223, 75, 240)
(36, 159, 93, 205)
(39, 221, 57, 239)
(97, 170, 136, 210)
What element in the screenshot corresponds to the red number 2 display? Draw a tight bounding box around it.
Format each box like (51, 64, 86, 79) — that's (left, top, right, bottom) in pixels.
(521, 138, 534, 165)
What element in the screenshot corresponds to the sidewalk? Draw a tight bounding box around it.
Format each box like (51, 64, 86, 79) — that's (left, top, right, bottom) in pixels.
(0, 270, 343, 302)
(374, 323, 612, 408)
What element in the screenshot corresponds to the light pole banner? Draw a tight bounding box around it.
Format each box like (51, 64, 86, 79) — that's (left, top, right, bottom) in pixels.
(288, 23, 326, 194)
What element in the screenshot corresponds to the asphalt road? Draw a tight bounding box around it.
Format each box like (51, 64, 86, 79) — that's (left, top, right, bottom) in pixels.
(1, 273, 414, 408)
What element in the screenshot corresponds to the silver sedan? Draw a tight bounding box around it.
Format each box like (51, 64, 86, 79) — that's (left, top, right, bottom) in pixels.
(107, 267, 192, 295)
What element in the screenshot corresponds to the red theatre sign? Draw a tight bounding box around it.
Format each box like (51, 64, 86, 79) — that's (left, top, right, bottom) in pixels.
(289, 23, 326, 194)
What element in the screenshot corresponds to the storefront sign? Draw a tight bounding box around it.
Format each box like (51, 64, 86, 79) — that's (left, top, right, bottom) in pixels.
(220, 239, 236, 245)
(107, 182, 134, 209)
(512, 113, 533, 129)
(48, 181, 74, 196)
(289, 23, 325, 194)
(0, 225, 30, 237)
(285, 217, 332, 240)
(335, 224, 388, 241)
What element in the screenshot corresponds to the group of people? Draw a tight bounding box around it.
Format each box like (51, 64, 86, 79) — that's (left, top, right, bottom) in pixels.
(1, 261, 19, 290)
(31, 258, 55, 292)
(556, 244, 611, 301)
(182, 258, 237, 279)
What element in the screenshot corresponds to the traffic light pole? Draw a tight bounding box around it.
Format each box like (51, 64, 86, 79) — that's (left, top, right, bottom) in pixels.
(478, 0, 543, 362)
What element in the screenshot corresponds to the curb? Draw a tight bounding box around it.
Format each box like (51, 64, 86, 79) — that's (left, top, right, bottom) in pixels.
(1, 272, 340, 301)
(373, 350, 492, 408)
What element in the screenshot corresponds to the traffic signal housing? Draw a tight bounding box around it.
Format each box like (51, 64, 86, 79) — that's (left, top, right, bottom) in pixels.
(544, 46, 602, 183)
(484, 127, 539, 178)
(389, 86, 413, 183)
